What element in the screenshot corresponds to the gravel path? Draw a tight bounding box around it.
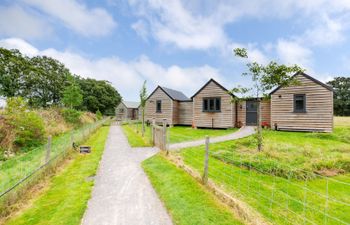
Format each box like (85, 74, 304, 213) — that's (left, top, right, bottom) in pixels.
(81, 123, 173, 225)
(169, 126, 256, 150)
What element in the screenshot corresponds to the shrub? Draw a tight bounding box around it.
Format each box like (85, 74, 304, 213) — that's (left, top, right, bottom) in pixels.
(96, 110, 103, 120)
(61, 108, 82, 125)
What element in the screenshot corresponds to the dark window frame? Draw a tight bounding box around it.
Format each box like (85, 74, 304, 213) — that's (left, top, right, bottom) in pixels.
(156, 100, 162, 113)
(202, 97, 221, 112)
(294, 94, 307, 113)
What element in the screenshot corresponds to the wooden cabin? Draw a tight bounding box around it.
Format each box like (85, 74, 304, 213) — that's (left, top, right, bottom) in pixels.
(144, 86, 192, 125)
(191, 79, 236, 128)
(143, 72, 333, 132)
(116, 101, 140, 121)
(270, 72, 333, 132)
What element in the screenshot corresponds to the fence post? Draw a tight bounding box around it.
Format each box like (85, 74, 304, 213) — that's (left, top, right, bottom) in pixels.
(202, 136, 209, 185)
(152, 118, 155, 146)
(45, 136, 52, 163)
(162, 119, 167, 151)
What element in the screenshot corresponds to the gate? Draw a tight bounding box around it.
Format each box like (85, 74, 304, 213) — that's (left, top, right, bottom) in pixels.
(151, 120, 168, 151)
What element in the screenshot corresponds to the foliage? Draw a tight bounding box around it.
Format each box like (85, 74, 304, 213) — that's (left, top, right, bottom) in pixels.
(327, 77, 350, 116)
(61, 108, 82, 125)
(5, 126, 110, 225)
(62, 83, 83, 109)
(1, 97, 45, 151)
(95, 110, 103, 120)
(143, 155, 243, 225)
(231, 48, 303, 151)
(139, 80, 147, 136)
(76, 77, 121, 115)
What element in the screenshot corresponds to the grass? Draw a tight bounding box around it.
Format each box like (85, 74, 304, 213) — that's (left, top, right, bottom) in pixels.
(175, 116, 350, 224)
(0, 120, 105, 196)
(122, 122, 237, 147)
(142, 154, 243, 225)
(4, 125, 110, 225)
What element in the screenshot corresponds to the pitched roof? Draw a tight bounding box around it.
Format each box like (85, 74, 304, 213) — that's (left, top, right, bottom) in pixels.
(160, 86, 190, 101)
(147, 86, 190, 101)
(269, 71, 333, 95)
(191, 78, 235, 99)
(122, 101, 140, 108)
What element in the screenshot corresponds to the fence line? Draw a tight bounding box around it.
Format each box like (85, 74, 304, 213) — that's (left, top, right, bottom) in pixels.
(0, 118, 108, 203)
(173, 138, 350, 225)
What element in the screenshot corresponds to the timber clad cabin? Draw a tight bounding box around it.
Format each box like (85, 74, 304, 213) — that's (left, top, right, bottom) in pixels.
(142, 72, 334, 132)
(116, 101, 140, 121)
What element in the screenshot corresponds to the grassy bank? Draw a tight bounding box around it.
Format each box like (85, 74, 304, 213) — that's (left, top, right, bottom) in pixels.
(176, 117, 350, 224)
(122, 122, 237, 147)
(4, 125, 110, 225)
(142, 154, 243, 225)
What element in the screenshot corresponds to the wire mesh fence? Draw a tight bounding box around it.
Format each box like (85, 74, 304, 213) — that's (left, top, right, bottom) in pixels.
(174, 136, 350, 225)
(0, 118, 108, 207)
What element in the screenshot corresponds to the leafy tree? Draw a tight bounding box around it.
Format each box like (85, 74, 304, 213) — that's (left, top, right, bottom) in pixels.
(327, 77, 350, 116)
(96, 109, 103, 120)
(0, 48, 30, 97)
(76, 77, 121, 115)
(139, 80, 147, 136)
(25, 56, 72, 107)
(231, 48, 303, 151)
(62, 83, 83, 109)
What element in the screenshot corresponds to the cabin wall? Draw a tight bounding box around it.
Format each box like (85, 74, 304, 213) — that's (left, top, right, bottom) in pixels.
(261, 100, 271, 125)
(271, 74, 333, 132)
(236, 100, 271, 127)
(145, 88, 174, 125)
(193, 81, 235, 128)
(178, 101, 193, 125)
(116, 103, 127, 121)
(236, 101, 246, 127)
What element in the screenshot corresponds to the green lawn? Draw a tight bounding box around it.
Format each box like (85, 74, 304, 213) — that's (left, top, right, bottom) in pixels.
(142, 154, 243, 225)
(176, 117, 350, 225)
(4, 125, 110, 225)
(122, 122, 237, 147)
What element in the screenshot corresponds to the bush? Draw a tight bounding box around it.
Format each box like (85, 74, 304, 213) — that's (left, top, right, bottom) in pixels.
(96, 110, 103, 120)
(61, 108, 82, 124)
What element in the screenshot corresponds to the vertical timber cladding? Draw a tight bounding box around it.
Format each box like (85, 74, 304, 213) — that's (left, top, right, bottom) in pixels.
(178, 101, 193, 125)
(192, 80, 235, 128)
(145, 87, 174, 125)
(271, 73, 333, 132)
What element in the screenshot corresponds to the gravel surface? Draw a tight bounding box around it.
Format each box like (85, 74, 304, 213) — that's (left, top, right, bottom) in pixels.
(81, 123, 173, 225)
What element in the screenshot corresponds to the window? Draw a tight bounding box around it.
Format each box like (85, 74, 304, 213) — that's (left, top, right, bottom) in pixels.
(156, 100, 162, 113)
(294, 94, 306, 113)
(203, 97, 221, 112)
(119, 108, 124, 113)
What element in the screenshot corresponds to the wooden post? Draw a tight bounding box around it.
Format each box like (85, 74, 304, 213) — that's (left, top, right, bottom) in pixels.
(152, 118, 155, 146)
(45, 136, 52, 163)
(202, 136, 209, 185)
(162, 119, 167, 151)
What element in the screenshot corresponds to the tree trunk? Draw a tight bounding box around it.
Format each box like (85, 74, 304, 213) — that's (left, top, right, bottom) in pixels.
(257, 99, 263, 151)
(141, 107, 145, 137)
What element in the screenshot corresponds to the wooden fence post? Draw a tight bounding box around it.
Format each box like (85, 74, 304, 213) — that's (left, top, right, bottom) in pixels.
(152, 118, 155, 146)
(162, 119, 167, 151)
(45, 136, 52, 163)
(202, 136, 209, 185)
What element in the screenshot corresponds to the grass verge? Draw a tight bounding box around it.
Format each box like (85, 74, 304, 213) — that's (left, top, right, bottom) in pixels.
(122, 122, 237, 147)
(4, 125, 110, 225)
(142, 154, 243, 225)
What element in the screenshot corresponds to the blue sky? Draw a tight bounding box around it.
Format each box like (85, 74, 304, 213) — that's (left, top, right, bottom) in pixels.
(0, 0, 349, 101)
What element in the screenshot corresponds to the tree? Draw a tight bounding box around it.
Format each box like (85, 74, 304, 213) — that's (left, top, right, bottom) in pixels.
(231, 48, 303, 151)
(327, 77, 350, 116)
(62, 83, 83, 109)
(139, 81, 147, 137)
(76, 77, 121, 115)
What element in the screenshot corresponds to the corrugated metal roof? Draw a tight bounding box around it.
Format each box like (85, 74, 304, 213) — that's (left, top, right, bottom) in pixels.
(123, 101, 140, 108)
(160, 87, 190, 101)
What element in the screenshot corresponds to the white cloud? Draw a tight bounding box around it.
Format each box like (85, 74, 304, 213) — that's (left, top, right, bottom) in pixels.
(23, 0, 117, 37)
(0, 38, 223, 100)
(131, 20, 149, 41)
(276, 39, 313, 69)
(0, 5, 52, 39)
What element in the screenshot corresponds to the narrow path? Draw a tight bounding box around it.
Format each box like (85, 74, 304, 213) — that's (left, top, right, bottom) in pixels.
(81, 123, 172, 225)
(169, 126, 256, 150)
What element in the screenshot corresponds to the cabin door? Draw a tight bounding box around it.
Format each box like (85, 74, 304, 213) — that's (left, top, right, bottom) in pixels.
(246, 100, 258, 125)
